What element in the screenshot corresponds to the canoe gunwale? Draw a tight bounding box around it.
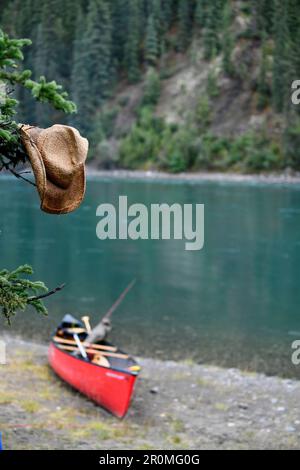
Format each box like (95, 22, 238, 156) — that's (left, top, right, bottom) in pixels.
(50, 339, 140, 377)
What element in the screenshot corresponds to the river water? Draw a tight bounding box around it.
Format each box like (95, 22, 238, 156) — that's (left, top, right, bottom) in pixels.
(1, 175, 300, 378)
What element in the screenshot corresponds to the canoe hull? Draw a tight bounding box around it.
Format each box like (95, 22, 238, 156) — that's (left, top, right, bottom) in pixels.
(48, 342, 137, 418)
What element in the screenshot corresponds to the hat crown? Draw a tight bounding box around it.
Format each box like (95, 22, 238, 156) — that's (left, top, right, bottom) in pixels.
(36, 125, 88, 189)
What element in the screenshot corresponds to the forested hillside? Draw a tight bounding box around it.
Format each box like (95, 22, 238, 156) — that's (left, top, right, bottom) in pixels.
(1, 0, 300, 173)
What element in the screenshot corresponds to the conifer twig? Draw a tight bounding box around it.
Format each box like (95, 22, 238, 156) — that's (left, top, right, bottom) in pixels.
(28, 284, 66, 302)
(8, 168, 37, 187)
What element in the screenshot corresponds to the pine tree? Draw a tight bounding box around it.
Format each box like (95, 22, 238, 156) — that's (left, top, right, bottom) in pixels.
(161, 0, 174, 30)
(142, 67, 161, 106)
(0, 0, 22, 37)
(203, 2, 219, 59)
(145, 15, 159, 66)
(13, 0, 38, 123)
(252, 0, 275, 37)
(222, 2, 234, 76)
(195, 0, 208, 29)
(257, 37, 270, 110)
(58, 0, 79, 84)
(152, 0, 164, 38)
(286, 0, 300, 79)
(36, 0, 61, 79)
(178, 0, 192, 51)
(207, 68, 219, 98)
(69, 8, 90, 134)
(33, 0, 62, 126)
(85, 0, 112, 108)
(125, 0, 141, 83)
(272, 0, 290, 112)
(111, 0, 128, 69)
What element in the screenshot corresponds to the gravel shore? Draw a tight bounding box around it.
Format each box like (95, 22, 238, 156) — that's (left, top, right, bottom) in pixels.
(0, 336, 300, 450)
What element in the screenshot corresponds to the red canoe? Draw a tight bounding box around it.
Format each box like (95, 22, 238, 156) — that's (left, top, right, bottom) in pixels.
(48, 317, 140, 418)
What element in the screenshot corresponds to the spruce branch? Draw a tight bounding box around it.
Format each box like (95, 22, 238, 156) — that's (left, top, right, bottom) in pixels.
(0, 265, 50, 325)
(28, 284, 66, 302)
(8, 167, 37, 187)
(0, 28, 77, 175)
(0, 28, 74, 324)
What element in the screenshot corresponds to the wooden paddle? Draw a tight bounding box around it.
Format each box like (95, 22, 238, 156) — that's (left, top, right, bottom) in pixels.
(81, 316, 92, 334)
(64, 327, 86, 335)
(53, 336, 117, 352)
(73, 333, 88, 360)
(56, 344, 129, 359)
(101, 279, 136, 322)
(86, 279, 136, 343)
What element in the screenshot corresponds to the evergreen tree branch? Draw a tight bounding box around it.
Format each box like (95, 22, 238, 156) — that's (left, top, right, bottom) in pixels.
(0, 28, 74, 323)
(28, 283, 66, 302)
(8, 167, 37, 187)
(0, 266, 50, 325)
(0, 28, 77, 176)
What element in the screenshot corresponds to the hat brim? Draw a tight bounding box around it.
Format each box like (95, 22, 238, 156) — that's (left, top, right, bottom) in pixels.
(21, 125, 87, 215)
(42, 163, 86, 215)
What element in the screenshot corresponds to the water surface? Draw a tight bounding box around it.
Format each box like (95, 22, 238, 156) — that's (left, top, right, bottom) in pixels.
(1, 175, 300, 378)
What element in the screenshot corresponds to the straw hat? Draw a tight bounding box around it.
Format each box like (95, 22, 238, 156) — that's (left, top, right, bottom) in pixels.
(20, 124, 89, 215)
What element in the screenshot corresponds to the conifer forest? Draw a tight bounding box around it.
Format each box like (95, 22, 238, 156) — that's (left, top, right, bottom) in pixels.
(1, 0, 300, 173)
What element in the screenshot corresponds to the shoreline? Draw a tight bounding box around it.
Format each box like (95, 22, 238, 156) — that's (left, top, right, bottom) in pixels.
(1, 335, 300, 450)
(2, 168, 300, 185)
(86, 168, 300, 185)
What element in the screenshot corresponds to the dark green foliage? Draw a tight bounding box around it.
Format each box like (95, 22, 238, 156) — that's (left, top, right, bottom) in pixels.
(0, 265, 48, 324)
(160, 126, 199, 173)
(70, 0, 113, 136)
(283, 114, 300, 169)
(207, 69, 220, 99)
(196, 132, 282, 172)
(161, 0, 175, 31)
(119, 107, 198, 173)
(97, 107, 120, 140)
(85, 0, 112, 107)
(142, 68, 161, 106)
(111, 0, 128, 67)
(119, 107, 282, 173)
(119, 107, 165, 168)
(69, 7, 90, 134)
(150, 0, 165, 40)
(222, 2, 234, 76)
(257, 38, 271, 110)
(177, 0, 194, 51)
(272, 1, 290, 112)
(286, 0, 300, 87)
(195, 96, 212, 132)
(88, 105, 119, 154)
(195, 0, 208, 28)
(0, 29, 76, 173)
(125, 0, 141, 83)
(0, 30, 73, 324)
(145, 15, 159, 66)
(228, 132, 282, 172)
(203, 2, 219, 59)
(252, 0, 275, 37)
(33, 0, 62, 125)
(2, 0, 300, 172)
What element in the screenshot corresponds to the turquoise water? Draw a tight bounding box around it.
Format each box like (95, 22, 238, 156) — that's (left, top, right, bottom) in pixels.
(1, 175, 300, 378)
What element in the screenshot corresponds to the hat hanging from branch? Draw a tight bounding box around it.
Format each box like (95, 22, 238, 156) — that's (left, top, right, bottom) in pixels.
(21, 124, 88, 215)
